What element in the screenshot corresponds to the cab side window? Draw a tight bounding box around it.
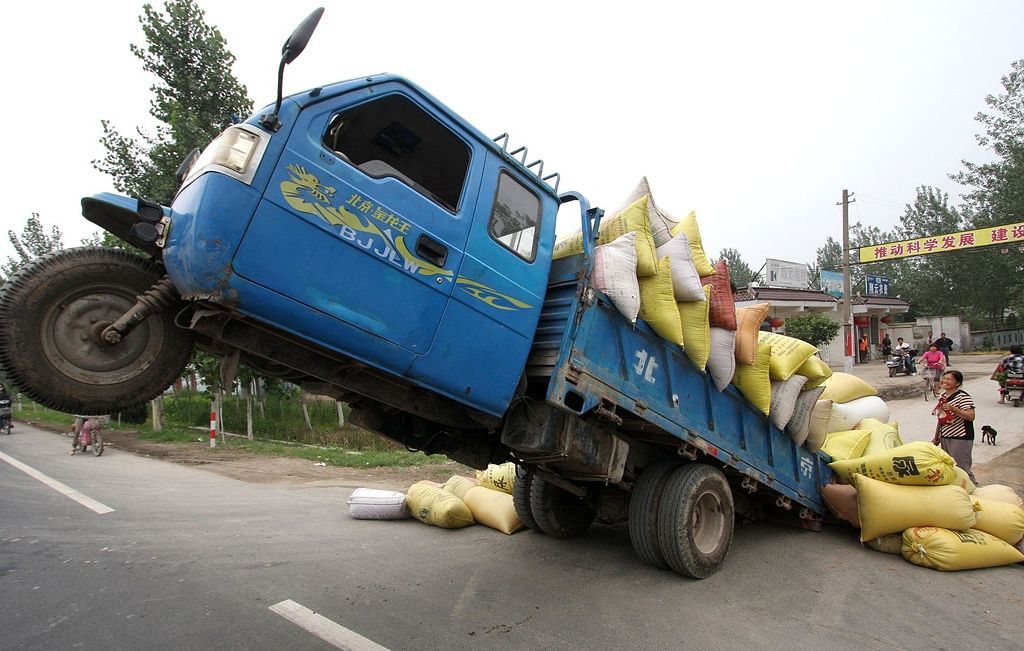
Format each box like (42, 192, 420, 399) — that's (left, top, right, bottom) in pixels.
(488, 172, 540, 261)
(322, 94, 470, 213)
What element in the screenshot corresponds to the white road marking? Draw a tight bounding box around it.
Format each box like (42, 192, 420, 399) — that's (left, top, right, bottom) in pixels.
(270, 599, 389, 650)
(0, 451, 115, 514)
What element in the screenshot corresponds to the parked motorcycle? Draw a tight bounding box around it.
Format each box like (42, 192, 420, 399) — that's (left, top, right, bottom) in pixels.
(1004, 371, 1024, 407)
(886, 350, 917, 377)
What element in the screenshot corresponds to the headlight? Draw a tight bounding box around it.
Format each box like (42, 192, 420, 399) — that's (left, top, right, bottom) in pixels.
(183, 125, 268, 187)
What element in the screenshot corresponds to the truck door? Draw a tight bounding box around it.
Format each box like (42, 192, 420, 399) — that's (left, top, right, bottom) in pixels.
(232, 88, 476, 357)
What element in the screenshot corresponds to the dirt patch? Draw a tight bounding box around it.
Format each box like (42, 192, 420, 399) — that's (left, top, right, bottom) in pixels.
(24, 421, 471, 490)
(974, 442, 1024, 495)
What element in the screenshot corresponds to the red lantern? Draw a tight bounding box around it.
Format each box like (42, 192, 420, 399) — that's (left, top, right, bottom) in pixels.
(880, 315, 893, 324)
(769, 317, 784, 328)
(853, 316, 870, 326)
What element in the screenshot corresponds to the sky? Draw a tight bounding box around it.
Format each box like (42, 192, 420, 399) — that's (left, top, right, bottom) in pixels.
(2, 0, 1022, 274)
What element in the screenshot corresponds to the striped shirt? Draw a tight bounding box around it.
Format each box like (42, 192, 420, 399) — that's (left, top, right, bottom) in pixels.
(937, 389, 975, 440)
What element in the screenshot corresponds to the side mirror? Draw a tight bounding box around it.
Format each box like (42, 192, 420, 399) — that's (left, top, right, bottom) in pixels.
(282, 7, 324, 64)
(261, 7, 325, 131)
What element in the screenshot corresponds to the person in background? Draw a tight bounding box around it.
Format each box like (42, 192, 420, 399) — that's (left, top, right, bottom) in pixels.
(933, 332, 954, 366)
(931, 370, 976, 485)
(881, 333, 892, 357)
(919, 344, 946, 386)
(895, 337, 915, 374)
(995, 343, 1024, 404)
(858, 334, 869, 363)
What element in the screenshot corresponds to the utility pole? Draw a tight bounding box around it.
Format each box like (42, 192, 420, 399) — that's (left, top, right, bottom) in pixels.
(838, 189, 856, 373)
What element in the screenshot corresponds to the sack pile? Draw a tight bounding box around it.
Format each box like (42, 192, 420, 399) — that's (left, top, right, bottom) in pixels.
(821, 440, 1024, 571)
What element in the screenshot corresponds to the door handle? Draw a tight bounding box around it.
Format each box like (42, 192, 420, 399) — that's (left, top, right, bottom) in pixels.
(415, 235, 448, 268)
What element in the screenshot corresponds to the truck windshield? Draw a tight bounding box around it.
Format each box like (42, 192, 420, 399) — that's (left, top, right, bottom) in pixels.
(322, 94, 470, 212)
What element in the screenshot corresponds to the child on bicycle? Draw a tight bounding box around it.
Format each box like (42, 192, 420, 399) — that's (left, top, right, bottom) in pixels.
(919, 344, 946, 388)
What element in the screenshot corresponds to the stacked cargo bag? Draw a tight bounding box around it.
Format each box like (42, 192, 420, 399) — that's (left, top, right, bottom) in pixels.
(732, 342, 772, 415)
(829, 441, 958, 486)
(769, 374, 808, 430)
(553, 195, 659, 277)
(347, 488, 411, 520)
(795, 354, 832, 390)
(677, 285, 712, 370)
(638, 255, 684, 345)
(702, 260, 738, 391)
(951, 467, 976, 494)
(803, 399, 833, 453)
(758, 332, 819, 383)
(734, 303, 770, 365)
(971, 499, 1024, 545)
(655, 231, 706, 302)
(610, 177, 679, 247)
(670, 211, 716, 277)
(817, 373, 889, 433)
(820, 429, 872, 461)
(591, 232, 641, 324)
(852, 474, 975, 541)
(857, 418, 904, 456)
(972, 484, 1024, 507)
(785, 387, 826, 447)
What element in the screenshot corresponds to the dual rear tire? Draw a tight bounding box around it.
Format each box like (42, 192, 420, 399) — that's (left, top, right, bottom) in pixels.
(513, 468, 595, 538)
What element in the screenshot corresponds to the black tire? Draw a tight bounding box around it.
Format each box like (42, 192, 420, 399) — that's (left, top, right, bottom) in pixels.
(92, 432, 104, 457)
(529, 475, 595, 538)
(513, 467, 540, 532)
(0, 247, 193, 414)
(627, 461, 678, 569)
(657, 464, 735, 579)
(888, 367, 896, 377)
(1014, 398, 1021, 408)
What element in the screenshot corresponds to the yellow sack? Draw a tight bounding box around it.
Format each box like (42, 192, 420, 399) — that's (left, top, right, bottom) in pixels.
(639, 256, 684, 345)
(858, 418, 904, 456)
(819, 372, 878, 404)
(952, 467, 975, 494)
(405, 483, 475, 529)
(972, 498, 1024, 544)
(553, 195, 658, 276)
(804, 399, 833, 453)
(757, 332, 819, 381)
(735, 303, 771, 365)
(829, 441, 957, 486)
(821, 429, 871, 461)
(678, 285, 711, 370)
(669, 210, 715, 277)
(972, 484, 1023, 507)
(853, 473, 975, 541)
(463, 486, 524, 535)
(902, 527, 1024, 571)
(732, 342, 771, 415)
(864, 533, 903, 555)
(442, 475, 477, 500)
(475, 462, 517, 494)
(796, 354, 833, 388)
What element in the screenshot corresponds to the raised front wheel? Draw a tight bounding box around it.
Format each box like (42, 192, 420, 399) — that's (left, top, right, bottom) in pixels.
(0, 247, 194, 414)
(657, 464, 735, 579)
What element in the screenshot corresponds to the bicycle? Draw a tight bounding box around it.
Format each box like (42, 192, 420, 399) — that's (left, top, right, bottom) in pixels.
(71, 417, 104, 456)
(919, 363, 944, 400)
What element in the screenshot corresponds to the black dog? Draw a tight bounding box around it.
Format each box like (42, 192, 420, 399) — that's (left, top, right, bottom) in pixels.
(981, 425, 997, 446)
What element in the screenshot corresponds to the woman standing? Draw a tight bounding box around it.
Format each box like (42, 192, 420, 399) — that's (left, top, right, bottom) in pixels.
(931, 370, 977, 485)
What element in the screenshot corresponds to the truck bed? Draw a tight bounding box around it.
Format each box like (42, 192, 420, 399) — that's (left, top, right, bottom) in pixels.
(528, 256, 833, 517)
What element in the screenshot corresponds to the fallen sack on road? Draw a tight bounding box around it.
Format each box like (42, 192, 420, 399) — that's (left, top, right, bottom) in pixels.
(442, 475, 477, 500)
(857, 418, 903, 457)
(853, 473, 975, 541)
(864, 533, 903, 555)
(829, 441, 957, 486)
(347, 488, 410, 520)
(463, 486, 524, 535)
(406, 483, 475, 529)
(476, 462, 517, 494)
(952, 466, 975, 494)
(821, 483, 860, 527)
(971, 498, 1024, 545)
(901, 527, 1024, 571)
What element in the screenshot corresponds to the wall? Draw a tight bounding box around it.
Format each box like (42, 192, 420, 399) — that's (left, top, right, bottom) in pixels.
(971, 328, 1024, 350)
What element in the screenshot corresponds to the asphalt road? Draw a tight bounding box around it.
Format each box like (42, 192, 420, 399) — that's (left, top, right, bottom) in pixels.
(2, 424, 1022, 650)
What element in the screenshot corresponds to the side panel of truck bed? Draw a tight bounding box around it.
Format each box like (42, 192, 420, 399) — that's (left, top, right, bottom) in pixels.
(532, 258, 833, 515)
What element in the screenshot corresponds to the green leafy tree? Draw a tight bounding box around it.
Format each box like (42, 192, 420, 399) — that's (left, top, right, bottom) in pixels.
(715, 248, 758, 287)
(2, 213, 64, 279)
(94, 0, 253, 205)
(782, 312, 841, 349)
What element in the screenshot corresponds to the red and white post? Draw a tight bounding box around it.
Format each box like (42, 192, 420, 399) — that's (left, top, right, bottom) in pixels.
(209, 397, 217, 448)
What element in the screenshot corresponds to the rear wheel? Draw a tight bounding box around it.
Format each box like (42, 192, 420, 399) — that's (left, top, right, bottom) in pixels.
(512, 467, 539, 531)
(657, 464, 734, 579)
(0, 248, 194, 414)
(888, 367, 896, 377)
(92, 432, 104, 457)
(628, 461, 678, 569)
(529, 475, 595, 538)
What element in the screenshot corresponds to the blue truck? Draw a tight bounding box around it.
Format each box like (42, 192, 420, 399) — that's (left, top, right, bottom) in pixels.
(0, 9, 831, 577)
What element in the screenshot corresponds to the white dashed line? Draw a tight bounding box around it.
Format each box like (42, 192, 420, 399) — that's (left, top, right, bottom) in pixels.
(0, 451, 115, 514)
(270, 599, 389, 650)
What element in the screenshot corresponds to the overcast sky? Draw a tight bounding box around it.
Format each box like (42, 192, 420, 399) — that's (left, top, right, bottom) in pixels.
(2, 0, 1022, 274)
